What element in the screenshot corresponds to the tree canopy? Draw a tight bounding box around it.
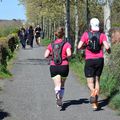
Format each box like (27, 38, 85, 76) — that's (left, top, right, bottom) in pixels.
(18, 0, 120, 35)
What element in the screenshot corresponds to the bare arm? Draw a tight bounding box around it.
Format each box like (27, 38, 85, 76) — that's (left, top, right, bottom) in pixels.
(77, 41, 84, 49)
(66, 48, 72, 57)
(103, 41, 110, 49)
(44, 49, 50, 58)
(103, 41, 111, 54)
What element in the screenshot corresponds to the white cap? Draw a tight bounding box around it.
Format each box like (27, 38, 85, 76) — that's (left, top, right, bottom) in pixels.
(37, 25, 40, 27)
(90, 18, 99, 31)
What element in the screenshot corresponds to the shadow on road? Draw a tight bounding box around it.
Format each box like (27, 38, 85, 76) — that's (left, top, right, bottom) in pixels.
(94, 97, 110, 111)
(0, 109, 10, 119)
(0, 101, 10, 119)
(15, 58, 49, 65)
(27, 58, 49, 65)
(99, 97, 109, 107)
(88, 97, 110, 111)
(61, 97, 110, 111)
(61, 98, 89, 111)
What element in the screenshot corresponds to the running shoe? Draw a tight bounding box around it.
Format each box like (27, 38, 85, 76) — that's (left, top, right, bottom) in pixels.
(56, 99, 62, 107)
(56, 92, 62, 107)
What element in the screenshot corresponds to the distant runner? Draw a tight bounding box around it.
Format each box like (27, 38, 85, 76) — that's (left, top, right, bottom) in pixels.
(34, 25, 41, 46)
(28, 25, 34, 48)
(18, 26, 27, 49)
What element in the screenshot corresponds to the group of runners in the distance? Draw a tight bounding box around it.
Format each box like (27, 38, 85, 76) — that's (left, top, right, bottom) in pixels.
(44, 18, 111, 110)
(18, 24, 44, 49)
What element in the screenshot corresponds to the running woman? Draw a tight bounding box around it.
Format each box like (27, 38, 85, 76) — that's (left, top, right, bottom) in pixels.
(77, 18, 111, 110)
(44, 27, 72, 107)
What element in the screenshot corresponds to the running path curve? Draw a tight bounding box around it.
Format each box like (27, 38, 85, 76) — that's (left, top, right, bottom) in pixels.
(0, 44, 120, 120)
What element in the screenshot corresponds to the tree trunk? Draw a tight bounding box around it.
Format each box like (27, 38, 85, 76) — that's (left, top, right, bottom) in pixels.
(73, 0, 79, 55)
(64, 0, 70, 43)
(84, 0, 90, 27)
(104, 0, 111, 65)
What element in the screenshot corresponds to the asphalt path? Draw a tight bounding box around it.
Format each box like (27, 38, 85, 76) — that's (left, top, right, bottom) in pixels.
(0, 44, 120, 120)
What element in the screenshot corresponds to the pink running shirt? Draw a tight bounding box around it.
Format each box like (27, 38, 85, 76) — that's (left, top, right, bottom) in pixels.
(47, 39, 71, 65)
(80, 31, 107, 60)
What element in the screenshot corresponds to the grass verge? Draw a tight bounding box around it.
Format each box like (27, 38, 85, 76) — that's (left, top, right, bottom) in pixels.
(69, 57, 86, 85)
(41, 38, 51, 46)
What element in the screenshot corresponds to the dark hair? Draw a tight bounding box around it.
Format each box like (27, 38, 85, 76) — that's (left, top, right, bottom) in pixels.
(29, 25, 33, 29)
(54, 27, 65, 38)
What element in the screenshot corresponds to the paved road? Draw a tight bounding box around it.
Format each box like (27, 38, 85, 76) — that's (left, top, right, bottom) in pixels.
(0, 44, 120, 120)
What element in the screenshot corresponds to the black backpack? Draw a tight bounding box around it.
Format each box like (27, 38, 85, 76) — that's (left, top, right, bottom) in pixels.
(87, 31, 101, 53)
(51, 40, 66, 65)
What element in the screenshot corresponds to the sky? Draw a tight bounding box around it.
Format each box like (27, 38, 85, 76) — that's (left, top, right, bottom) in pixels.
(0, 0, 26, 20)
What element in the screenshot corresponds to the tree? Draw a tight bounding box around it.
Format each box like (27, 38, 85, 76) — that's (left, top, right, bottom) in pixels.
(65, 0, 70, 43)
(18, 0, 120, 49)
(73, 0, 79, 55)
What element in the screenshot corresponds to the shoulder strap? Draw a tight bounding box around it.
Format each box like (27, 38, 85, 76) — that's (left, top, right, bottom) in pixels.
(94, 32, 101, 40)
(88, 31, 93, 39)
(51, 40, 66, 49)
(88, 31, 101, 40)
(60, 40, 66, 47)
(51, 41, 54, 50)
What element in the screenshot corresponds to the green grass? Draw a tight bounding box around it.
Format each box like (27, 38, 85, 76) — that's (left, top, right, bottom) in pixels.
(41, 38, 51, 46)
(100, 66, 120, 113)
(100, 68, 119, 97)
(0, 61, 12, 79)
(0, 49, 18, 79)
(110, 94, 120, 109)
(0, 71, 12, 79)
(69, 56, 86, 85)
(0, 26, 18, 37)
(7, 50, 18, 69)
(109, 93, 120, 114)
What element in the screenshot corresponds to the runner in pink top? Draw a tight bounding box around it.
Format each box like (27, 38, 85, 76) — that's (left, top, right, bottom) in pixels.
(47, 38, 71, 65)
(78, 18, 111, 110)
(44, 27, 72, 108)
(80, 31, 107, 60)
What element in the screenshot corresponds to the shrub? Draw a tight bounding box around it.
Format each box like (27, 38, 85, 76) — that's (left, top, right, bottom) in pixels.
(7, 34, 19, 53)
(101, 69, 119, 97)
(0, 33, 19, 79)
(110, 93, 120, 112)
(0, 26, 19, 37)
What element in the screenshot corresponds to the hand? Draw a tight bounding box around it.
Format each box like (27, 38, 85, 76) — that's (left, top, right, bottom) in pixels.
(106, 48, 111, 54)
